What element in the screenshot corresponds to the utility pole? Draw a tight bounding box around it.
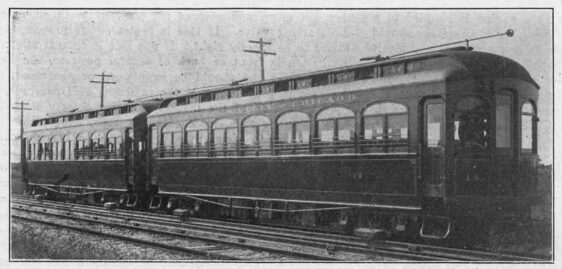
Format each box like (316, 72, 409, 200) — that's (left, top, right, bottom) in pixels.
(12, 101, 31, 189)
(244, 38, 276, 81)
(90, 73, 116, 107)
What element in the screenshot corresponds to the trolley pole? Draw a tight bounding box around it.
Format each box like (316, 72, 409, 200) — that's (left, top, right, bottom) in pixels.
(12, 101, 31, 189)
(90, 73, 116, 108)
(244, 38, 276, 81)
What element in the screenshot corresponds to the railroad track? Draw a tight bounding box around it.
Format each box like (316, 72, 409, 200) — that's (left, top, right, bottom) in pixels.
(11, 199, 330, 260)
(10, 195, 548, 261)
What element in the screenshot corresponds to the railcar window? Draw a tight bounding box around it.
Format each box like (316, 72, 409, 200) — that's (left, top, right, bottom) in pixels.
(29, 137, 39, 160)
(36, 139, 43, 160)
(201, 93, 213, 102)
(312, 74, 331, 87)
(315, 107, 355, 154)
(76, 114, 84, 120)
(89, 111, 98, 119)
(149, 125, 158, 158)
(76, 132, 90, 160)
(46, 118, 58, 124)
(361, 102, 408, 153)
(90, 132, 107, 159)
(295, 78, 312, 89)
(103, 109, 113, 116)
(177, 97, 187, 106)
(274, 81, 289, 92)
(335, 71, 354, 83)
(241, 86, 255, 97)
(521, 101, 536, 154)
(453, 97, 490, 150)
(230, 89, 242, 98)
(426, 103, 443, 147)
(184, 121, 208, 157)
(38, 141, 44, 160)
(355, 66, 377, 80)
(107, 130, 123, 159)
(212, 119, 237, 156)
(52, 136, 62, 160)
(161, 124, 182, 157)
(242, 116, 271, 156)
(496, 91, 513, 149)
(188, 95, 201, 104)
(63, 135, 74, 160)
(214, 91, 229, 101)
(276, 112, 310, 155)
(39, 137, 52, 161)
(120, 106, 131, 114)
(406, 61, 423, 73)
(382, 63, 405, 76)
(34, 139, 40, 160)
(258, 84, 274, 95)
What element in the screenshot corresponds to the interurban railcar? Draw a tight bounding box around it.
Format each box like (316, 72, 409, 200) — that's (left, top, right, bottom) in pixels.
(24, 101, 160, 204)
(145, 48, 540, 239)
(22, 47, 540, 240)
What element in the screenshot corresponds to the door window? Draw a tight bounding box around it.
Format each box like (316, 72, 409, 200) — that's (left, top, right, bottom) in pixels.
(426, 103, 443, 147)
(453, 97, 490, 150)
(521, 101, 536, 154)
(496, 92, 512, 149)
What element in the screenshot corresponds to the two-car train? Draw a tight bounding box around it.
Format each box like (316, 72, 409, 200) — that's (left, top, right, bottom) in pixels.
(21, 46, 540, 242)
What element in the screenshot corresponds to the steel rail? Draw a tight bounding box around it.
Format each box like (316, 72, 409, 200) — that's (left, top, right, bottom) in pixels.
(11, 202, 339, 261)
(11, 195, 548, 261)
(12, 214, 239, 260)
(12, 197, 444, 260)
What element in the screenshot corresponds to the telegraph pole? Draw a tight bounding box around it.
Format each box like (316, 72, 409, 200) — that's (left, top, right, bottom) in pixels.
(90, 73, 116, 107)
(12, 101, 31, 189)
(244, 38, 276, 81)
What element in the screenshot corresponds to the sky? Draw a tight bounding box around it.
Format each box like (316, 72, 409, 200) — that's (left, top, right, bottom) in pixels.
(9, 9, 553, 164)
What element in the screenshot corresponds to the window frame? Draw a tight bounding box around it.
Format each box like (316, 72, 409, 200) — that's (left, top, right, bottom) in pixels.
(76, 132, 90, 160)
(51, 136, 62, 160)
(211, 118, 238, 156)
(184, 121, 209, 157)
(314, 106, 356, 154)
(241, 115, 271, 156)
(495, 90, 514, 151)
(361, 101, 409, 153)
(39, 136, 52, 161)
(520, 100, 537, 154)
(275, 111, 311, 155)
(29, 137, 40, 161)
(107, 130, 123, 159)
(63, 135, 75, 160)
(160, 123, 183, 158)
(452, 96, 491, 151)
(90, 131, 107, 159)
